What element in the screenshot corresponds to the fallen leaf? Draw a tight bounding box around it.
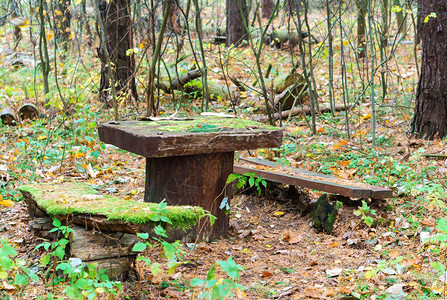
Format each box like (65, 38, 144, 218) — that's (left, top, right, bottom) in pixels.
(0, 199, 14, 207)
(262, 271, 274, 278)
(85, 164, 99, 178)
(2, 281, 15, 291)
(288, 233, 303, 244)
(274, 211, 284, 217)
(421, 219, 435, 227)
(388, 249, 400, 259)
(326, 268, 343, 277)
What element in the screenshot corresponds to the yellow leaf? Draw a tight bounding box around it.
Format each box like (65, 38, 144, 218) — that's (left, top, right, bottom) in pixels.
(364, 270, 374, 279)
(392, 5, 402, 12)
(47, 31, 54, 42)
(241, 248, 250, 254)
(0, 194, 2, 201)
(342, 40, 349, 46)
(338, 160, 351, 168)
(74, 152, 85, 158)
(130, 190, 138, 195)
(361, 113, 372, 120)
(274, 211, 284, 217)
(37, 135, 47, 140)
(0, 199, 15, 207)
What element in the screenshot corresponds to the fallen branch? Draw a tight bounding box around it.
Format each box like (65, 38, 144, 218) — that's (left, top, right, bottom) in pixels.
(255, 104, 352, 122)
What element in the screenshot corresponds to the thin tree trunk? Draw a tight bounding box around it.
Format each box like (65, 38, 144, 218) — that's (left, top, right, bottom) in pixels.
(38, 0, 50, 96)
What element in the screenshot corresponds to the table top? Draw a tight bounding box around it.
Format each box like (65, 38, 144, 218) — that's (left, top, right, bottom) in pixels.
(98, 116, 283, 158)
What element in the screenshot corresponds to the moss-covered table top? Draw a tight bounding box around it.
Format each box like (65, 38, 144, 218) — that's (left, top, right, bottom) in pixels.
(98, 116, 283, 158)
(19, 183, 205, 231)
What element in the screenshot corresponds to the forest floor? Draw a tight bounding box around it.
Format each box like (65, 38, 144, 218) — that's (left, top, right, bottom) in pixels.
(2, 4, 447, 300)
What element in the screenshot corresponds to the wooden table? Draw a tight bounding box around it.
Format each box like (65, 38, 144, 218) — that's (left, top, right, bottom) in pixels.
(98, 116, 283, 240)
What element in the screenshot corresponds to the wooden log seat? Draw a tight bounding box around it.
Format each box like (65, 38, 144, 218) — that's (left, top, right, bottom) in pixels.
(19, 182, 206, 278)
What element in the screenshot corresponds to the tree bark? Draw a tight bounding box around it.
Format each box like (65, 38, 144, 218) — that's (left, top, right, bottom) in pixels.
(57, 0, 71, 51)
(356, 0, 366, 58)
(410, 0, 447, 139)
(226, 0, 248, 47)
(97, 0, 138, 104)
(163, 0, 182, 34)
(262, 0, 273, 18)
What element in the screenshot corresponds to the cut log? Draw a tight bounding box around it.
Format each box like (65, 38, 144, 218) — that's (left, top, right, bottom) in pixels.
(19, 103, 39, 120)
(70, 226, 138, 261)
(183, 79, 236, 100)
(255, 104, 352, 122)
(0, 107, 18, 126)
(274, 81, 308, 110)
(260, 72, 306, 94)
(170, 69, 201, 90)
(70, 225, 138, 279)
(266, 29, 318, 47)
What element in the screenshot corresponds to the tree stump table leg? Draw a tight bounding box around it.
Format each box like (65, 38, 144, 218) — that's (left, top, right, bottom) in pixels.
(145, 152, 234, 240)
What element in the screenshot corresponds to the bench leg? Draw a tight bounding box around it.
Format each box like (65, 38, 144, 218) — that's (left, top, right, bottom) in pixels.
(145, 152, 234, 240)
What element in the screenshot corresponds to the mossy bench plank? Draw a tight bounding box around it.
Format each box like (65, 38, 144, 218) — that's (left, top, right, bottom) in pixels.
(19, 182, 205, 234)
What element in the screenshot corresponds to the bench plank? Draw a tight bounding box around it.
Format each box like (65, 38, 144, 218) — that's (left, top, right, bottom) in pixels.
(234, 157, 393, 199)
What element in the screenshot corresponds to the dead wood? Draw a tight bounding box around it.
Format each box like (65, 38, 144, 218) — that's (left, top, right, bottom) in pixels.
(255, 104, 352, 122)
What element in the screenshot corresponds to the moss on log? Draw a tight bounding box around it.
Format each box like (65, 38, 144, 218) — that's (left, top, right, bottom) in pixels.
(19, 182, 205, 231)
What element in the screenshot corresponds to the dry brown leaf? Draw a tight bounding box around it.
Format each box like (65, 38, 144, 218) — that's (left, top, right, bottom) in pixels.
(388, 249, 400, 259)
(261, 271, 274, 278)
(288, 233, 303, 244)
(421, 219, 435, 226)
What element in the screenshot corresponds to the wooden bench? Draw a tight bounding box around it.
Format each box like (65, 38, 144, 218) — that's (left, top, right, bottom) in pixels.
(98, 116, 283, 239)
(234, 157, 393, 199)
(19, 182, 206, 278)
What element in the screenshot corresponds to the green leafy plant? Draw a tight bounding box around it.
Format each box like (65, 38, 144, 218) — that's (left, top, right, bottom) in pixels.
(0, 239, 39, 293)
(190, 256, 246, 299)
(132, 226, 185, 276)
(35, 218, 72, 265)
(353, 200, 376, 227)
(54, 259, 122, 300)
(227, 172, 267, 196)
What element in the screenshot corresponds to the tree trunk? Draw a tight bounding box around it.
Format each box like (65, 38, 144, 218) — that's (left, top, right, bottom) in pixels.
(356, 0, 366, 58)
(57, 0, 71, 51)
(226, 0, 248, 47)
(163, 0, 182, 34)
(97, 0, 138, 104)
(262, 0, 273, 18)
(410, 0, 447, 139)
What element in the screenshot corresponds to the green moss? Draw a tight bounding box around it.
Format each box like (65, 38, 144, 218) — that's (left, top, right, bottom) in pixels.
(19, 183, 205, 230)
(134, 116, 279, 132)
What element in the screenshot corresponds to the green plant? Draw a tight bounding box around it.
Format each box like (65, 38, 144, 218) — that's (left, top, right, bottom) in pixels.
(132, 226, 185, 276)
(190, 256, 246, 299)
(0, 239, 39, 293)
(34, 219, 122, 299)
(353, 200, 376, 227)
(227, 172, 267, 196)
(35, 218, 72, 265)
(54, 259, 122, 300)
